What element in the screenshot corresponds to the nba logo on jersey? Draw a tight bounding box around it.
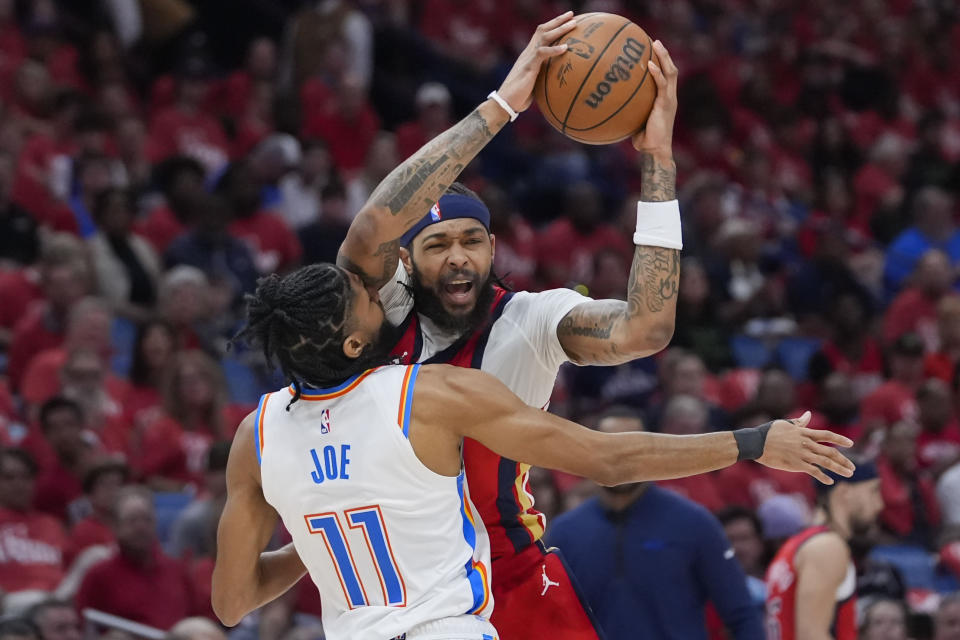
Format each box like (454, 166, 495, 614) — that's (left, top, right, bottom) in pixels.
(429, 202, 442, 221)
(320, 409, 331, 434)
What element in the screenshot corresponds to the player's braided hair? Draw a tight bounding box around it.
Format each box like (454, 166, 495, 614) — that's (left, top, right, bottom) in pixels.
(238, 264, 358, 408)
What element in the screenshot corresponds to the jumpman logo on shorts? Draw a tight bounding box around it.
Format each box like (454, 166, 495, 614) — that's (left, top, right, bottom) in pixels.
(540, 563, 560, 596)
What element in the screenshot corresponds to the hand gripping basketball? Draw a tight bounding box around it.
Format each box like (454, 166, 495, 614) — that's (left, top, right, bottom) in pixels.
(495, 12, 578, 114)
(755, 411, 857, 484)
(630, 40, 678, 156)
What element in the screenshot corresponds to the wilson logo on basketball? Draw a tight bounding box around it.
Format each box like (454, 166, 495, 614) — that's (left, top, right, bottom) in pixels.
(562, 37, 595, 60)
(584, 37, 647, 109)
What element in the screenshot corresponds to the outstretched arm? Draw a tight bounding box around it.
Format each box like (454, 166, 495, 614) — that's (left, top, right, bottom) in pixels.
(413, 365, 855, 486)
(212, 414, 307, 627)
(338, 13, 577, 289)
(557, 41, 682, 365)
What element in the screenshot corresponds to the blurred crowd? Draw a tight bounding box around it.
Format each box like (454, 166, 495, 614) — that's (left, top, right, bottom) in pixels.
(0, 0, 956, 638)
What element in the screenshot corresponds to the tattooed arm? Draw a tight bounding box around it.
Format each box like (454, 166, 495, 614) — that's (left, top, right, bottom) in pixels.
(557, 153, 680, 365)
(556, 40, 682, 365)
(337, 103, 506, 288)
(337, 13, 577, 289)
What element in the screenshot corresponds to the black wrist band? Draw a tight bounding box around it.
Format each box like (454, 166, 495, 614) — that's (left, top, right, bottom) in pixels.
(734, 421, 773, 461)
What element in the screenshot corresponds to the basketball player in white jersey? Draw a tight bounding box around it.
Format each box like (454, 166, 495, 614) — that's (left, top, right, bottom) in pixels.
(334, 13, 692, 639)
(211, 264, 856, 640)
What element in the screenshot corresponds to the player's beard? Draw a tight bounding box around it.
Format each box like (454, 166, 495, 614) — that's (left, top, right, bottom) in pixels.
(408, 261, 497, 337)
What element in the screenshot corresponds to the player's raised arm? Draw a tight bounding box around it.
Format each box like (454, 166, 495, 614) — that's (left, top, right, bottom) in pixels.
(212, 413, 307, 627)
(337, 13, 577, 289)
(556, 41, 683, 365)
(412, 365, 855, 486)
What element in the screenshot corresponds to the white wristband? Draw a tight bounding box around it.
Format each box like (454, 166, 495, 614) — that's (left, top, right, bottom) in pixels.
(487, 91, 519, 122)
(634, 200, 683, 250)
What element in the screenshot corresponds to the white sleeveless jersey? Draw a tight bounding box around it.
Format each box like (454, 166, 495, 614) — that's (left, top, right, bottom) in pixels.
(255, 365, 495, 640)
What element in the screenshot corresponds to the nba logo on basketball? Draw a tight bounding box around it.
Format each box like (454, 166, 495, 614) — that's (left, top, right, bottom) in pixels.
(429, 203, 442, 221)
(320, 409, 331, 434)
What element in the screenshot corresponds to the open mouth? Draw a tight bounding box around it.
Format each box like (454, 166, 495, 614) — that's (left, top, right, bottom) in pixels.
(442, 279, 474, 304)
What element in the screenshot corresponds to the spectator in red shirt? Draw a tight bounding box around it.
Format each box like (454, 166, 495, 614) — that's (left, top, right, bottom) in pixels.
(395, 82, 453, 161)
(135, 156, 206, 255)
(147, 57, 228, 174)
(218, 37, 277, 119)
(10, 59, 54, 136)
(808, 289, 885, 400)
(861, 333, 926, 436)
(6, 250, 90, 393)
(218, 161, 302, 275)
(134, 350, 236, 490)
(852, 134, 907, 236)
(537, 182, 631, 289)
(32, 398, 89, 522)
(55, 348, 130, 460)
(24, 598, 81, 640)
(76, 486, 198, 630)
(882, 249, 954, 349)
(0, 268, 43, 352)
(877, 421, 940, 549)
(20, 297, 116, 413)
(302, 74, 380, 174)
(0, 449, 69, 595)
(68, 461, 126, 562)
(926, 295, 960, 383)
(485, 185, 538, 292)
(125, 320, 178, 427)
(915, 379, 960, 474)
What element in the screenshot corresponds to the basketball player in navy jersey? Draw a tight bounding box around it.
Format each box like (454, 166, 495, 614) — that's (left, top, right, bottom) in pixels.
(335, 12, 688, 639)
(213, 263, 856, 639)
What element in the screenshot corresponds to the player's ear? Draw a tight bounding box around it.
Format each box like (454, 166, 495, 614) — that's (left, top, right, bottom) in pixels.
(342, 333, 367, 359)
(488, 233, 496, 260)
(400, 247, 413, 276)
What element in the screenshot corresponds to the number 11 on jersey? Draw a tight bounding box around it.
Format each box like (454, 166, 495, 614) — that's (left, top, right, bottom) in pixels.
(305, 505, 407, 609)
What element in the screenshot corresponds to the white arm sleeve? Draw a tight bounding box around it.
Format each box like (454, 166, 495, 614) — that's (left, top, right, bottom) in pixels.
(379, 261, 414, 326)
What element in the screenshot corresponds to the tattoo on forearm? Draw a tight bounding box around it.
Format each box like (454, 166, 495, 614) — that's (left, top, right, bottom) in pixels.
(337, 239, 400, 289)
(557, 247, 680, 365)
(369, 109, 498, 219)
(628, 246, 680, 314)
(639, 153, 677, 202)
(556, 300, 626, 364)
(376, 155, 451, 215)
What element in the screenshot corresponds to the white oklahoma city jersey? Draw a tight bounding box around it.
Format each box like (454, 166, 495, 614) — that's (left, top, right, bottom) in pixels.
(380, 263, 590, 409)
(255, 365, 496, 640)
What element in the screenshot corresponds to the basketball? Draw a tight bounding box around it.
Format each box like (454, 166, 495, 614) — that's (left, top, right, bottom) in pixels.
(534, 13, 657, 145)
